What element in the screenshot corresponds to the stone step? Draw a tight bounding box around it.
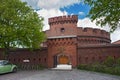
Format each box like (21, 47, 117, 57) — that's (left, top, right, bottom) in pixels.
(52, 64, 72, 70)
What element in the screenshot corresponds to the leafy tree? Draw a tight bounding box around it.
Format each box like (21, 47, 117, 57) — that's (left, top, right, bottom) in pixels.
(84, 0, 120, 32)
(0, 0, 45, 58)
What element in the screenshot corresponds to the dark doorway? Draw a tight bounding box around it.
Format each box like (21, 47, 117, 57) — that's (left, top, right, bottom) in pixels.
(53, 56, 57, 67)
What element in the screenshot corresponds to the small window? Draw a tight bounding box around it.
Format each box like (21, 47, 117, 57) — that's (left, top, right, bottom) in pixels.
(39, 58, 41, 61)
(61, 28, 65, 32)
(83, 28, 87, 32)
(44, 58, 46, 62)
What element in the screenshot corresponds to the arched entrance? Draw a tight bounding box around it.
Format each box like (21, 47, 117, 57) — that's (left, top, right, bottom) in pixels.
(59, 55, 69, 64)
(53, 54, 72, 70)
(57, 54, 70, 65)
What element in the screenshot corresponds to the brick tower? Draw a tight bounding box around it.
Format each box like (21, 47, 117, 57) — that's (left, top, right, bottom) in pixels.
(46, 15, 78, 68)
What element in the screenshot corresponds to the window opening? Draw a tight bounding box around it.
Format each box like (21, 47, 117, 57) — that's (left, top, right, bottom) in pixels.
(61, 28, 65, 32)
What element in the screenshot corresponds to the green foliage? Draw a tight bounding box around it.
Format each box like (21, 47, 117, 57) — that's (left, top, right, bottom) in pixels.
(77, 64, 88, 70)
(103, 56, 115, 67)
(116, 58, 120, 66)
(77, 57, 120, 75)
(84, 0, 120, 32)
(0, 0, 45, 56)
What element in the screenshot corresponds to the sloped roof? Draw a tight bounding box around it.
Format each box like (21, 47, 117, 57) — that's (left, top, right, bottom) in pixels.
(112, 40, 120, 44)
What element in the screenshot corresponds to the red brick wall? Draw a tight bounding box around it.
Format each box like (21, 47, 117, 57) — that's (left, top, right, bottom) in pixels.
(47, 37, 77, 68)
(77, 27, 110, 39)
(1, 44, 120, 68)
(0, 15, 119, 68)
(77, 45, 120, 65)
(0, 48, 48, 67)
(46, 15, 78, 37)
(46, 15, 111, 47)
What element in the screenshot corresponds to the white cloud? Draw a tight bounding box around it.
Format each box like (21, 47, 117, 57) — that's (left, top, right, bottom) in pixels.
(78, 12, 85, 15)
(111, 28, 120, 42)
(21, 0, 39, 9)
(21, 0, 120, 42)
(36, 9, 68, 31)
(22, 0, 81, 9)
(37, 0, 80, 9)
(78, 18, 103, 29)
(78, 18, 120, 42)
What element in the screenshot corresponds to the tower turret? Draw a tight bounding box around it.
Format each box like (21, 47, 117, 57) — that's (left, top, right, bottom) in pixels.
(48, 15, 78, 26)
(46, 15, 78, 37)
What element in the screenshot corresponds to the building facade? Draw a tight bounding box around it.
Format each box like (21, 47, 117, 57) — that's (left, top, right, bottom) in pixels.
(0, 15, 120, 68)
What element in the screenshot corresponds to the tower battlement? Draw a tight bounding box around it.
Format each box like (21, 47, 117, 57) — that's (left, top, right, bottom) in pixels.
(48, 15, 78, 25)
(77, 27, 111, 44)
(77, 27, 110, 39)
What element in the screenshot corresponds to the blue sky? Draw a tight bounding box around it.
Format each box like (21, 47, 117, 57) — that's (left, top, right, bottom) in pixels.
(21, 0, 120, 42)
(60, 3, 90, 19)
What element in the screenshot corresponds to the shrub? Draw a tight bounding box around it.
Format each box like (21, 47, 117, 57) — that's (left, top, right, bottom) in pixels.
(77, 57, 120, 76)
(92, 64, 105, 72)
(77, 64, 88, 70)
(113, 66, 120, 75)
(103, 56, 115, 67)
(116, 58, 120, 66)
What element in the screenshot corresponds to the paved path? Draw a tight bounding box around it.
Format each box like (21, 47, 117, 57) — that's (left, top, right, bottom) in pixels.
(0, 69, 120, 80)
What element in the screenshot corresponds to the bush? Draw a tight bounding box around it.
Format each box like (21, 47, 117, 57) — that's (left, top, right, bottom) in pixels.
(113, 66, 120, 75)
(103, 56, 115, 67)
(77, 64, 88, 70)
(104, 67, 114, 74)
(77, 57, 120, 76)
(91, 64, 105, 72)
(77, 63, 120, 76)
(116, 58, 120, 66)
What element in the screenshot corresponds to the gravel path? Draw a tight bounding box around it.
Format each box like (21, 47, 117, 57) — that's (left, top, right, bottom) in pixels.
(0, 69, 120, 80)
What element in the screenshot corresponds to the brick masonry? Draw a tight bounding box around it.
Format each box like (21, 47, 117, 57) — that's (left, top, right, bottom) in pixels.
(0, 15, 120, 68)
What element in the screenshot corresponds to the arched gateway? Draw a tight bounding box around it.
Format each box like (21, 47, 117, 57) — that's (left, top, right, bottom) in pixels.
(59, 55, 69, 64)
(58, 54, 70, 64)
(53, 54, 71, 67)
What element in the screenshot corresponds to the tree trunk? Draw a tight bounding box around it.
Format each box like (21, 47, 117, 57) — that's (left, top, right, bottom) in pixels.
(4, 42, 10, 60)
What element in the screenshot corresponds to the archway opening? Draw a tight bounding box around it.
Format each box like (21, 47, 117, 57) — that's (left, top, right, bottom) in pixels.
(59, 55, 69, 64)
(53, 54, 72, 70)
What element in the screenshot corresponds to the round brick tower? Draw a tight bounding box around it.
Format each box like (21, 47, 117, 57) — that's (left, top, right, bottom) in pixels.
(45, 15, 111, 68)
(77, 27, 111, 47)
(46, 15, 78, 68)
(47, 15, 78, 37)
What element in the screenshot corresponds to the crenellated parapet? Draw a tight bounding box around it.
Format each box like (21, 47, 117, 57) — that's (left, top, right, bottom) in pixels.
(77, 27, 111, 45)
(77, 27, 110, 39)
(48, 15, 78, 25)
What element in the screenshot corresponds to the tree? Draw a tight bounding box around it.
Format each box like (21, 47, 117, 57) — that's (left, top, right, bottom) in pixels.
(84, 0, 120, 32)
(0, 0, 45, 58)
